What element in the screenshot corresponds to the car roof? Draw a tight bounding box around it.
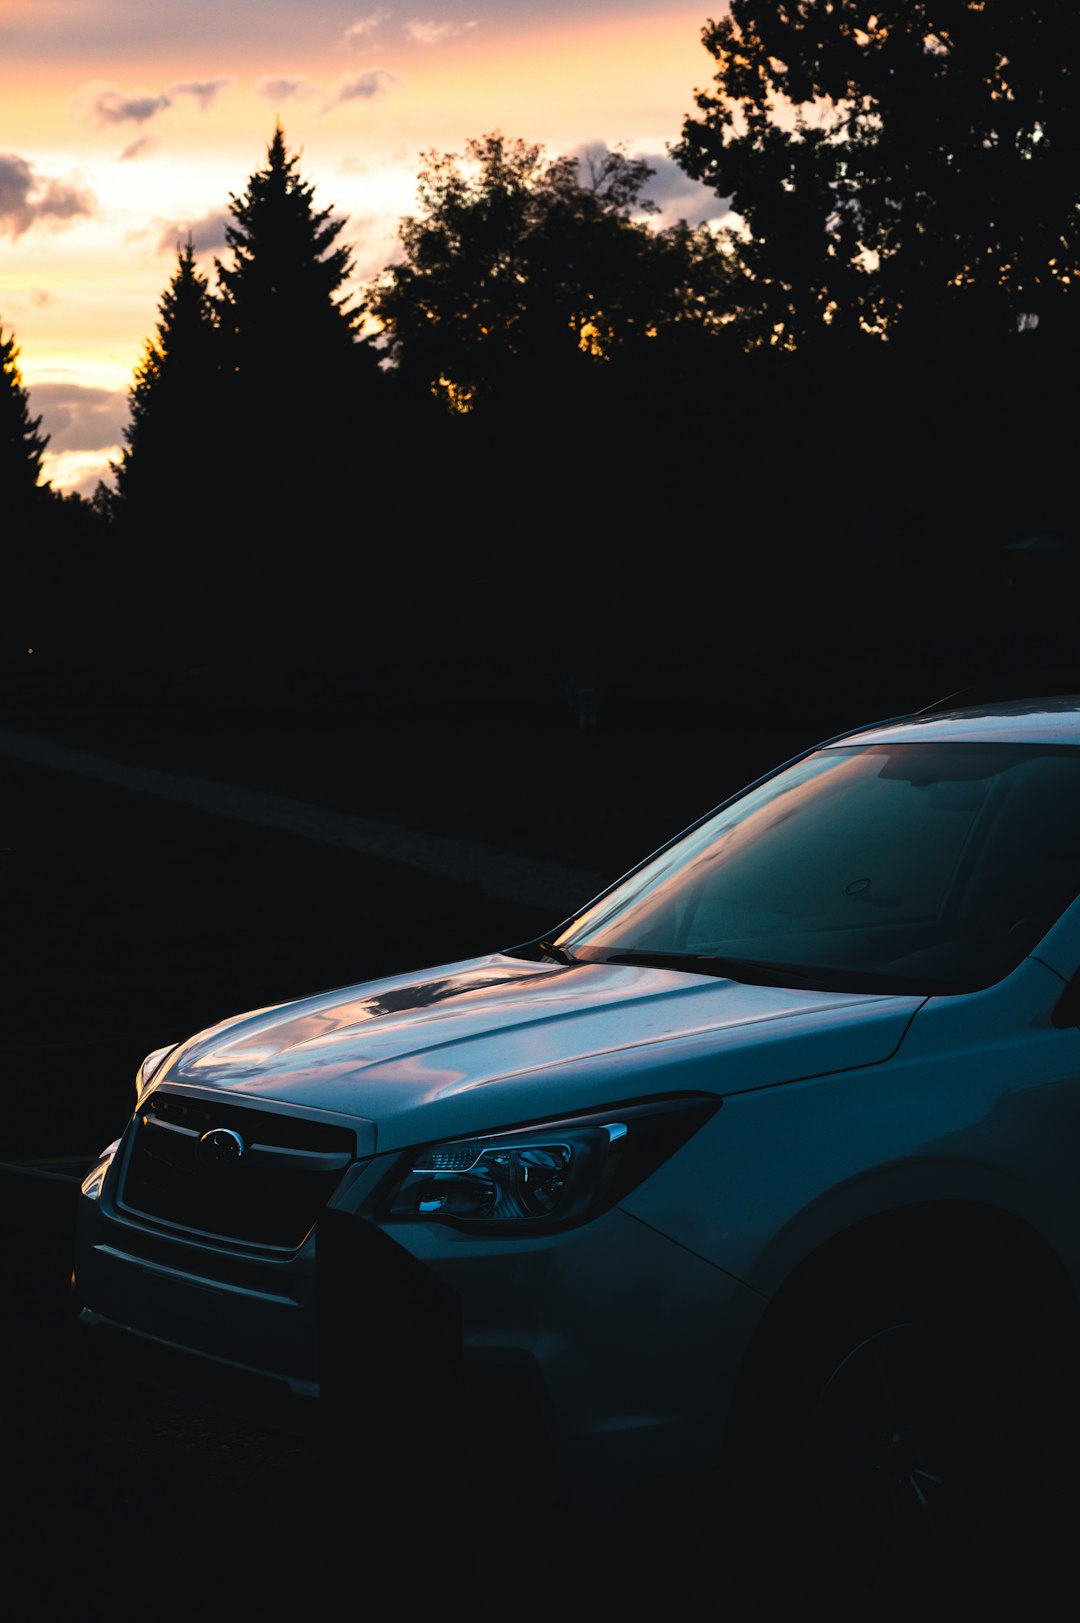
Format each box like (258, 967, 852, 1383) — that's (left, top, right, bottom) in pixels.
(832, 694, 1080, 748)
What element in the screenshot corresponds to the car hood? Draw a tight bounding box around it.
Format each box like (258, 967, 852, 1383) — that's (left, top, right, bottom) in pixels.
(153, 953, 924, 1151)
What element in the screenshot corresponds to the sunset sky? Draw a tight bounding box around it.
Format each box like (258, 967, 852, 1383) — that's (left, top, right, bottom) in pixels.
(1, 1, 725, 495)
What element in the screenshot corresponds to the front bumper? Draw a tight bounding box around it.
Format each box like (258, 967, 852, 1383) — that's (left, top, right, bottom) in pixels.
(74, 1156, 764, 1506)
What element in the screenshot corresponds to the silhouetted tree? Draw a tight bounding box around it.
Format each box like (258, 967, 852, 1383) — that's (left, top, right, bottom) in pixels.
(1, 319, 50, 508)
(673, 2, 1080, 353)
(114, 238, 220, 522)
(357, 133, 743, 718)
(2, 323, 122, 693)
(366, 132, 732, 412)
(215, 123, 382, 509)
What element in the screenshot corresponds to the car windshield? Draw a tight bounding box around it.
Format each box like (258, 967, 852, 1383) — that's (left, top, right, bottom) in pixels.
(555, 741, 1080, 995)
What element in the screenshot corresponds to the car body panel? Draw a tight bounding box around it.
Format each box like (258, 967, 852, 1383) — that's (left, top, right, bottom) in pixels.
(837, 695, 1080, 748)
(1028, 892, 1080, 983)
(371, 1203, 767, 1498)
(621, 955, 1080, 1295)
(77, 1226, 319, 1386)
(145, 954, 924, 1151)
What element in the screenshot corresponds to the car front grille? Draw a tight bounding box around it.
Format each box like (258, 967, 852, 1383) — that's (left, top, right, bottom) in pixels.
(115, 1090, 358, 1251)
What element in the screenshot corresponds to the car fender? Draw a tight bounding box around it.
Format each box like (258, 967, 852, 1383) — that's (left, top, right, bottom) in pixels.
(620, 957, 1080, 1299)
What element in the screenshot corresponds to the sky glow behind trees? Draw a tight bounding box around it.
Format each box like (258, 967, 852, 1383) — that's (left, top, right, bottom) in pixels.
(0, 1, 717, 493)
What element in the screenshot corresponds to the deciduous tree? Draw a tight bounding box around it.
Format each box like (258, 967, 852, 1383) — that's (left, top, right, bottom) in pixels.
(366, 131, 731, 411)
(673, 2, 1080, 352)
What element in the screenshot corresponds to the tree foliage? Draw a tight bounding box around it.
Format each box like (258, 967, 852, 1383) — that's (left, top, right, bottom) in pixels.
(366, 132, 731, 410)
(1, 319, 50, 506)
(114, 238, 220, 515)
(212, 122, 383, 522)
(673, 1, 1080, 351)
(121, 124, 377, 505)
(5, 321, 119, 683)
(216, 123, 362, 381)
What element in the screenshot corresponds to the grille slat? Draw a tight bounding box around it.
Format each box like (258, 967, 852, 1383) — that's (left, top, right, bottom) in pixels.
(117, 1091, 356, 1250)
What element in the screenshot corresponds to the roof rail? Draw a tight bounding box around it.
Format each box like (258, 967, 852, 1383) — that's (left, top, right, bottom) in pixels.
(911, 685, 981, 715)
(913, 677, 1080, 716)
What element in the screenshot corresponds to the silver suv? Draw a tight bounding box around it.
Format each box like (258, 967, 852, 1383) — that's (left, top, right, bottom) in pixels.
(74, 695, 1080, 1544)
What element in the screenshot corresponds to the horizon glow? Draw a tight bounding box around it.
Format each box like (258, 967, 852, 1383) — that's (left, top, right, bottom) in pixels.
(1, 2, 725, 493)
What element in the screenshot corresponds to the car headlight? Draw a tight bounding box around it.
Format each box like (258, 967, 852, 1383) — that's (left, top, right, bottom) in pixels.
(81, 1139, 121, 1202)
(383, 1096, 718, 1231)
(135, 1043, 176, 1103)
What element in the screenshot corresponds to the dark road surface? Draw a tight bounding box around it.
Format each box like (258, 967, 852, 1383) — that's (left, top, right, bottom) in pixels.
(4, 746, 1076, 1613)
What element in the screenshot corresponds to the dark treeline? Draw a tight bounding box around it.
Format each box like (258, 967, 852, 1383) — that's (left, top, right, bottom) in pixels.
(9, 2, 1080, 731)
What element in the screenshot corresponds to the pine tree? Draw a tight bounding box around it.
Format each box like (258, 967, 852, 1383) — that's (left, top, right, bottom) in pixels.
(114, 238, 220, 520)
(216, 124, 358, 366)
(214, 123, 381, 510)
(1, 320, 50, 507)
(3, 320, 118, 684)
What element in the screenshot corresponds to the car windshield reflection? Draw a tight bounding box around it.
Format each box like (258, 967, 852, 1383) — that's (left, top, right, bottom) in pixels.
(557, 742, 1080, 995)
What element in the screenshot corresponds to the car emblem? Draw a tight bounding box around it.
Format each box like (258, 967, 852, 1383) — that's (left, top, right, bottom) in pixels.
(197, 1127, 246, 1169)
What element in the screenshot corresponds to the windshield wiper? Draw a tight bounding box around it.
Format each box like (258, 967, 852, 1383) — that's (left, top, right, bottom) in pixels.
(593, 949, 942, 994)
(595, 949, 833, 989)
(537, 938, 577, 966)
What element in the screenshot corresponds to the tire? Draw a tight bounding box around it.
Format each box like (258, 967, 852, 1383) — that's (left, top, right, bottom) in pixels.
(798, 1312, 978, 1551)
(729, 1258, 1067, 1586)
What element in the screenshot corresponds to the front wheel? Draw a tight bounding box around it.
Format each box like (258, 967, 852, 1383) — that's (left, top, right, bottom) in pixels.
(730, 1273, 1070, 1585)
(804, 1315, 982, 1543)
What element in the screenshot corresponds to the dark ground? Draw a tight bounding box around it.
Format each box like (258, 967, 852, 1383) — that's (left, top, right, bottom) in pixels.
(4, 702, 1077, 1611)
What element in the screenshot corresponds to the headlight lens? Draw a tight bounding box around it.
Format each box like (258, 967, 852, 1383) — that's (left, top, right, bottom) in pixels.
(384, 1096, 718, 1231)
(389, 1124, 622, 1225)
(81, 1139, 120, 1201)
